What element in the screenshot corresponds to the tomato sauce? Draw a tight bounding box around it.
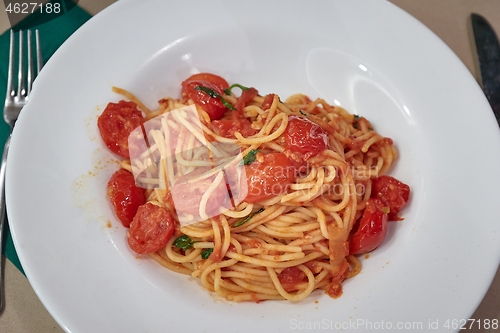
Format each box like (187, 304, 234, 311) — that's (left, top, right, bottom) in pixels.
(278, 267, 307, 292)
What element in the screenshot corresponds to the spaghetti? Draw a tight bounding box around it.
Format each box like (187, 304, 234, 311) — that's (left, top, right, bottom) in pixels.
(98, 73, 410, 302)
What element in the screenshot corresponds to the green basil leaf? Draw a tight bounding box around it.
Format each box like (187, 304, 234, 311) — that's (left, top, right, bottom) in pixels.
(194, 85, 218, 98)
(173, 235, 195, 251)
(221, 97, 236, 110)
(241, 149, 259, 166)
(201, 248, 214, 259)
(233, 208, 265, 228)
(194, 85, 235, 111)
(225, 83, 250, 95)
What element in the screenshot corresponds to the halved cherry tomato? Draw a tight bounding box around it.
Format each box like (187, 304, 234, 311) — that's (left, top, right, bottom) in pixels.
(182, 73, 229, 92)
(127, 202, 175, 254)
(284, 116, 328, 160)
(349, 198, 389, 255)
(371, 175, 410, 221)
(244, 153, 297, 203)
(97, 100, 144, 158)
(181, 73, 231, 121)
(212, 110, 256, 138)
(107, 169, 146, 228)
(170, 167, 229, 216)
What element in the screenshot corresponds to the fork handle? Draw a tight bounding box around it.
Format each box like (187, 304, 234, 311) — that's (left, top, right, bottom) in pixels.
(0, 133, 12, 313)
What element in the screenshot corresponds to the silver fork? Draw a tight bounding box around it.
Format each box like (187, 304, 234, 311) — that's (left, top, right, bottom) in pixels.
(0, 29, 43, 312)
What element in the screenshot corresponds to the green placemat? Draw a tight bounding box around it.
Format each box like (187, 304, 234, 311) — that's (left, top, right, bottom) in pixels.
(0, 5, 92, 275)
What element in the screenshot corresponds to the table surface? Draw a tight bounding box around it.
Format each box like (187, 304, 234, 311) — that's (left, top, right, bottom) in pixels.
(0, 0, 499, 332)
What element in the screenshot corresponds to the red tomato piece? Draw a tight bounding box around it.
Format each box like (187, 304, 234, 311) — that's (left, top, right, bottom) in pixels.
(212, 110, 257, 138)
(244, 153, 297, 203)
(371, 175, 410, 221)
(170, 167, 229, 217)
(107, 169, 146, 228)
(127, 203, 175, 254)
(182, 73, 229, 92)
(349, 198, 389, 255)
(97, 100, 144, 158)
(261, 93, 276, 110)
(181, 73, 231, 121)
(234, 87, 258, 113)
(284, 116, 328, 160)
(278, 266, 307, 292)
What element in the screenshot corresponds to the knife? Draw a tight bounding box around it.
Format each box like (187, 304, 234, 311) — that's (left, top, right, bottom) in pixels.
(470, 13, 500, 126)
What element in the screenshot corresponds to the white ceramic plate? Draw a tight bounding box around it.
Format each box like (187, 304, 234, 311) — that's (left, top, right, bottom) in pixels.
(7, 0, 500, 332)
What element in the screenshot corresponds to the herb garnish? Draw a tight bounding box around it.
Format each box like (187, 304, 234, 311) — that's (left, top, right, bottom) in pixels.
(174, 235, 214, 259)
(194, 85, 235, 110)
(201, 248, 214, 259)
(240, 149, 260, 166)
(353, 114, 360, 130)
(233, 208, 265, 228)
(173, 235, 195, 251)
(224, 83, 250, 95)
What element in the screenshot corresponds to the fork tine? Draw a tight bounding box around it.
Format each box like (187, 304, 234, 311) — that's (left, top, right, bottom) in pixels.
(17, 30, 25, 98)
(35, 30, 43, 74)
(27, 30, 34, 94)
(5, 30, 15, 101)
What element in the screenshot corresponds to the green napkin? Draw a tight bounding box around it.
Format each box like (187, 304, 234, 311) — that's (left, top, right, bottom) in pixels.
(0, 5, 92, 275)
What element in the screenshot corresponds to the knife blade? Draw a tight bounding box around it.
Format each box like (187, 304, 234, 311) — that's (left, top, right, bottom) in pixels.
(470, 13, 500, 126)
